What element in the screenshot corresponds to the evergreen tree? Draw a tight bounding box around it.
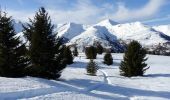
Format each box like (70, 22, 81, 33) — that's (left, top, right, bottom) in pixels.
(23, 7, 67, 79)
(63, 46, 74, 64)
(73, 46, 78, 57)
(96, 44, 103, 54)
(103, 52, 113, 65)
(86, 59, 98, 76)
(0, 11, 28, 77)
(85, 46, 97, 59)
(119, 40, 149, 77)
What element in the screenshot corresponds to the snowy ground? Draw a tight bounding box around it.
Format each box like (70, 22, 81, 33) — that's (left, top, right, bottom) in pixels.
(0, 53, 170, 100)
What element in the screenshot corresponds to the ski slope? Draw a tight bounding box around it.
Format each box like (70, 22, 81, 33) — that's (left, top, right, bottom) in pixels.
(0, 53, 170, 100)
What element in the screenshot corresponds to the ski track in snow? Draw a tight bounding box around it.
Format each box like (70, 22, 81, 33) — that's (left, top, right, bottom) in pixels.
(84, 69, 112, 92)
(0, 87, 61, 100)
(99, 69, 112, 85)
(0, 69, 110, 99)
(0, 82, 81, 100)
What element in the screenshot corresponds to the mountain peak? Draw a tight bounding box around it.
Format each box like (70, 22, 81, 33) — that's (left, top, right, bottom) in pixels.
(56, 22, 86, 41)
(97, 19, 119, 26)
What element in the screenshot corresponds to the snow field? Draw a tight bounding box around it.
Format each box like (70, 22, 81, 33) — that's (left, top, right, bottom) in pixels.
(0, 53, 170, 100)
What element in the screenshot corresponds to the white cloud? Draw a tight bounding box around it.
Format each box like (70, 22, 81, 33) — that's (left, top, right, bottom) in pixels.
(47, 0, 104, 24)
(6, 0, 167, 24)
(142, 15, 170, 23)
(8, 10, 35, 22)
(111, 0, 166, 22)
(8, 0, 104, 24)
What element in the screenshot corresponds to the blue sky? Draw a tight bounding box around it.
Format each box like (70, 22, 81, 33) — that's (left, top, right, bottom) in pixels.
(0, 0, 170, 25)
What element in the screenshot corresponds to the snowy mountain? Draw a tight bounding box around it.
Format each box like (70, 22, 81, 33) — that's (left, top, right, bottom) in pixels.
(96, 19, 119, 27)
(69, 25, 124, 52)
(153, 25, 170, 37)
(68, 19, 124, 52)
(110, 22, 170, 46)
(56, 22, 88, 42)
(15, 32, 27, 44)
(15, 19, 170, 54)
(13, 21, 26, 33)
(68, 20, 170, 54)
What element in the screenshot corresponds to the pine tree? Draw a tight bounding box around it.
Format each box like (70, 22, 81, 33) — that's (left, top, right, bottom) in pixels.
(86, 59, 98, 76)
(103, 52, 113, 65)
(73, 46, 78, 57)
(63, 46, 74, 64)
(85, 46, 97, 59)
(23, 7, 67, 79)
(96, 44, 103, 54)
(0, 11, 28, 77)
(119, 40, 149, 77)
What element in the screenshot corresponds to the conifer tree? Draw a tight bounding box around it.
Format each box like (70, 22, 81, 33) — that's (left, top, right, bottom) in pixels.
(85, 46, 97, 59)
(103, 52, 113, 65)
(96, 44, 103, 54)
(73, 46, 78, 57)
(119, 40, 149, 77)
(0, 11, 28, 77)
(63, 46, 74, 64)
(23, 7, 67, 79)
(86, 59, 98, 76)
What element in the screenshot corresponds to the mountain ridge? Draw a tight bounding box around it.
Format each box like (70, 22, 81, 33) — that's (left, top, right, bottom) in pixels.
(15, 19, 170, 54)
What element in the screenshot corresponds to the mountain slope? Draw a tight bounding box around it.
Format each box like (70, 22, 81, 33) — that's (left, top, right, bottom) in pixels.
(15, 19, 170, 54)
(56, 23, 87, 42)
(69, 25, 124, 52)
(110, 22, 170, 46)
(67, 20, 170, 54)
(96, 19, 119, 27)
(13, 21, 26, 33)
(153, 25, 170, 37)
